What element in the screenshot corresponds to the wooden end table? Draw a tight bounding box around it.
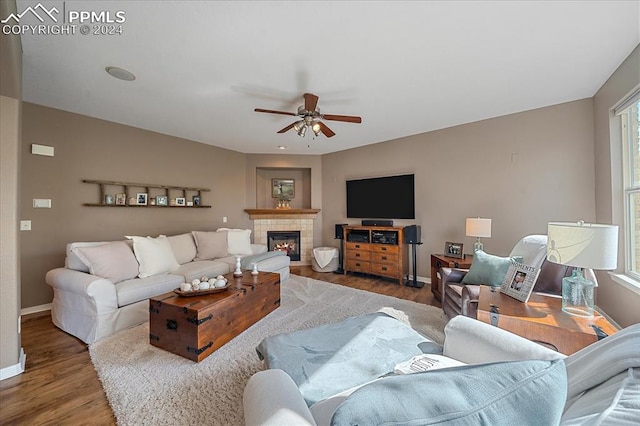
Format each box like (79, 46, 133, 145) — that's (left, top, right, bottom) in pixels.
(430, 254, 473, 300)
(477, 286, 618, 355)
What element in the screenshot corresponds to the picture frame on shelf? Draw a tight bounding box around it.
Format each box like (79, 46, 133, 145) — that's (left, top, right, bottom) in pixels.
(115, 193, 127, 205)
(500, 261, 540, 303)
(272, 179, 295, 199)
(156, 195, 168, 206)
(192, 195, 200, 206)
(176, 197, 186, 206)
(136, 193, 148, 206)
(444, 241, 464, 259)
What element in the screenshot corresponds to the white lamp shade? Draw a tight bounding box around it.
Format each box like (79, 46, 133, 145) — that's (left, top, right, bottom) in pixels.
(547, 222, 618, 269)
(466, 218, 492, 238)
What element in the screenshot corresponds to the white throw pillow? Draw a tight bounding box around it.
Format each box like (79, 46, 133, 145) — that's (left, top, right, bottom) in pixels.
(192, 231, 229, 260)
(126, 235, 181, 278)
(216, 228, 253, 256)
(72, 241, 139, 283)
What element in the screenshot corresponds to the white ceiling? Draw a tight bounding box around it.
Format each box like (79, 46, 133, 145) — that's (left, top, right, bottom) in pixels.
(16, 1, 640, 155)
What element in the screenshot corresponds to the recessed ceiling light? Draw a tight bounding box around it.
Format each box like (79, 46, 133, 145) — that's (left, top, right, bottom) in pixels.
(105, 66, 136, 81)
(278, 146, 286, 150)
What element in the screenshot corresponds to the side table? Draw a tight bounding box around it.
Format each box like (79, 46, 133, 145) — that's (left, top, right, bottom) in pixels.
(430, 254, 473, 301)
(477, 286, 618, 355)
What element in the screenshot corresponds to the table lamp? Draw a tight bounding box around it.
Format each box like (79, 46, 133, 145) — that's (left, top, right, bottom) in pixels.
(466, 218, 492, 252)
(546, 221, 618, 318)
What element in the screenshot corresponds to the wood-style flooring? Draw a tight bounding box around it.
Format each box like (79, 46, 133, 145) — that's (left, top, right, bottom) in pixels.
(0, 266, 440, 425)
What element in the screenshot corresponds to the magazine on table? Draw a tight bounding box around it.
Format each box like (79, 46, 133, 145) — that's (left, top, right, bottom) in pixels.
(393, 354, 464, 375)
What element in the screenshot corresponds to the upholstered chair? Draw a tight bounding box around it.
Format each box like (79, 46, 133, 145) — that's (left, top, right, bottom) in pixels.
(440, 235, 587, 319)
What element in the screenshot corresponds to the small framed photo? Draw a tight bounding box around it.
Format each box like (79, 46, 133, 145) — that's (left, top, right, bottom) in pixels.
(175, 197, 186, 206)
(192, 195, 200, 206)
(115, 193, 127, 205)
(444, 242, 464, 259)
(156, 195, 168, 206)
(500, 261, 540, 303)
(136, 193, 148, 206)
(272, 178, 295, 199)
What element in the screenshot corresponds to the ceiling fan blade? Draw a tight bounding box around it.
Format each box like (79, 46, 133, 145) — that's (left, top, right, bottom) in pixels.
(322, 114, 362, 123)
(255, 108, 296, 116)
(318, 121, 335, 138)
(304, 93, 319, 112)
(277, 122, 296, 133)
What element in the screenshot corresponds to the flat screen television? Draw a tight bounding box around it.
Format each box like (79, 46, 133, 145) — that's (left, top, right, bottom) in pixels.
(346, 174, 415, 219)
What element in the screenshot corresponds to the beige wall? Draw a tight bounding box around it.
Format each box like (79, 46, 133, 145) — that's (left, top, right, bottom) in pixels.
(593, 44, 640, 328)
(322, 99, 596, 280)
(0, 0, 23, 373)
(20, 103, 247, 308)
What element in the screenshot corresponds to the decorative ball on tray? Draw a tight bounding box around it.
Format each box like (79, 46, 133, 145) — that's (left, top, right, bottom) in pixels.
(175, 275, 229, 296)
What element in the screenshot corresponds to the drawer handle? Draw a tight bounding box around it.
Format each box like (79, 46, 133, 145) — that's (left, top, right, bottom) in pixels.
(355, 244, 360, 248)
(355, 263, 360, 267)
(382, 247, 387, 251)
(382, 266, 387, 271)
(382, 256, 387, 260)
(355, 253, 360, 257)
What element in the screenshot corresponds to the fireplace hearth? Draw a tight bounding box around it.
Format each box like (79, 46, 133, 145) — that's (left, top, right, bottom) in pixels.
(267, 231, 301, 261)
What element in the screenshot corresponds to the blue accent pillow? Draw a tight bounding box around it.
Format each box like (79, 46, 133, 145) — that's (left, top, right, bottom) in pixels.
(461, 250, 514, 286)
(330, 359, 567, 426)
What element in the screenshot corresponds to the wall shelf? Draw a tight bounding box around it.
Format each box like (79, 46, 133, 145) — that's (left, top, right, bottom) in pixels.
(82, 179, 211, 208)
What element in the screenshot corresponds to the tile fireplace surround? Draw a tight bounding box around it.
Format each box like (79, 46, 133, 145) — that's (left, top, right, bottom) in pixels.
(245, 209, 320, 266)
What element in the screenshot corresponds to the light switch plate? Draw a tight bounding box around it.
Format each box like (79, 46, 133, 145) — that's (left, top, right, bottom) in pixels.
(33, 199, 52, 208)
(31, 144, 54, 156)
(20, 220, 31, 231)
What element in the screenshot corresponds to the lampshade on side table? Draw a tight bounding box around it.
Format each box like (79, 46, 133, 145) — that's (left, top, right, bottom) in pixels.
(547, 221, 618, 318)
(466, 218, 492, 252)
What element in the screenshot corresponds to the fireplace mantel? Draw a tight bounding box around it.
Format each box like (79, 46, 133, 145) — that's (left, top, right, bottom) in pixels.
(244, 209, 321, 220)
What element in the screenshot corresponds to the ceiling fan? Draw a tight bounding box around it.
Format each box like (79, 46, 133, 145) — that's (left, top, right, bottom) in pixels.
(254, 93, 362, 138)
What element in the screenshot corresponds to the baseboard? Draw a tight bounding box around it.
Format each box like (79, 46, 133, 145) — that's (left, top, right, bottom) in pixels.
(21, 303, 51, 316)
(0, 348, 26, 381)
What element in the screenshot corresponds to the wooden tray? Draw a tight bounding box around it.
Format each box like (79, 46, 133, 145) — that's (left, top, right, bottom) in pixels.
(174, 282, 230, 297)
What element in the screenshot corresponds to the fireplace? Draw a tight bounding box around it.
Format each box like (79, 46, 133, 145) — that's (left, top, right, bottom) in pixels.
(267, 231, 301, 261)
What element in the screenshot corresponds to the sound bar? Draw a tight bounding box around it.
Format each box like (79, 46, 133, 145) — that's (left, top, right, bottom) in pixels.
(361, 219, 394, 227)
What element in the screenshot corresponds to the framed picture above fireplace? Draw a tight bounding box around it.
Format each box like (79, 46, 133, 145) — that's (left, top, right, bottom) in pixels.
(272, 179, 295, 199)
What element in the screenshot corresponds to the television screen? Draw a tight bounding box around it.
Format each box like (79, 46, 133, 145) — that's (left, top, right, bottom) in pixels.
(346, 174, 415, 219)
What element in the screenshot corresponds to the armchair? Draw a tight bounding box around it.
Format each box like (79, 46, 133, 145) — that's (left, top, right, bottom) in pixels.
(441, 235, 581, 319)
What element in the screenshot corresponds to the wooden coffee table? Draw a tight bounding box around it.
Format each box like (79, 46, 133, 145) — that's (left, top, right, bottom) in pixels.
(477, 286, 618, 355)
(149, 271, 280, 362)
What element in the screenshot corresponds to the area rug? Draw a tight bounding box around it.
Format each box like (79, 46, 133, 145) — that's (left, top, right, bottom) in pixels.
(89, 275, 449, 425)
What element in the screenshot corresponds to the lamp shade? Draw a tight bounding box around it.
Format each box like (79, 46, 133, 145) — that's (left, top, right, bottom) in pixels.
(547, 222, 618, 269)
(466, 218, 492, 238)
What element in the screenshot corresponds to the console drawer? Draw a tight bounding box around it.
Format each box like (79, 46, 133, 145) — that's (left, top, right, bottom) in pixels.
(371, 244, 399, 254)
(370, 262, 398, 277)
(371, 252, 397, 264)
(346, 242, 371, 251)
(346, 259, 371, 273)
(347, 250, 371, 261)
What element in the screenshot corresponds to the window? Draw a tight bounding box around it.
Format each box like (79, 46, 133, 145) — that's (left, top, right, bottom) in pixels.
(618, 93, 640, 281)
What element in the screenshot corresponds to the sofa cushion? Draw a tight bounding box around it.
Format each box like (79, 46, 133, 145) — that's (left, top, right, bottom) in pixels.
(167, 233, 197, 264)
(173, 260, 232, 282)
(461, 250, 514, 287)
(217, 228, 253, 256)
(66, 241, 115, 272)
(72, 241, 139, 284)
(115, 273, 184, 307)
(330, 359, 567, 426)
(192, 231, 228, 260)
(126, 235, 181, 278)
(561, 368, 640, 425)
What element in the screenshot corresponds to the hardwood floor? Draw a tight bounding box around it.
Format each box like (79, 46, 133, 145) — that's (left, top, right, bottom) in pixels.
(0, 266, 440, 425)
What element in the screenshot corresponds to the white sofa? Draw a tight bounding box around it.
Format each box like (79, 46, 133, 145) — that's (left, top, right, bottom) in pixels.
(244, 316, 639, 425)
(46, 231, 290, 344)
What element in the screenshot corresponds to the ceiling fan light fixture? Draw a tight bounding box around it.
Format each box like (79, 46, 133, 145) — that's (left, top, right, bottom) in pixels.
(293, 120, 305, 133)
(297, 125, 307, 137)
(312, 122, 322, 136)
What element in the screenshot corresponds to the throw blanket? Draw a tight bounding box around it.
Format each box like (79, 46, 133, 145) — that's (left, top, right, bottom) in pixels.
(313, 247, 336, 268)
(241, 250, 286, 270)
(255, 312, 436, 406)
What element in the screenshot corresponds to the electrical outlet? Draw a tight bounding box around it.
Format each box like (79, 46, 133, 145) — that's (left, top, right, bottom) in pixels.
(20, 220, 31, 231)
(223, 216, 228, 223)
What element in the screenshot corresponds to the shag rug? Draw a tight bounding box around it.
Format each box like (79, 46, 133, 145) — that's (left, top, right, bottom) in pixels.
(89, 275, 449, 425)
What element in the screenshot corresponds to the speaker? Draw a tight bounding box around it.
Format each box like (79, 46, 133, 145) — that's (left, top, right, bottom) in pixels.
(335, 224, 348, 240)
(403, 225, 421, 244)
(361, 219, 394, 227)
